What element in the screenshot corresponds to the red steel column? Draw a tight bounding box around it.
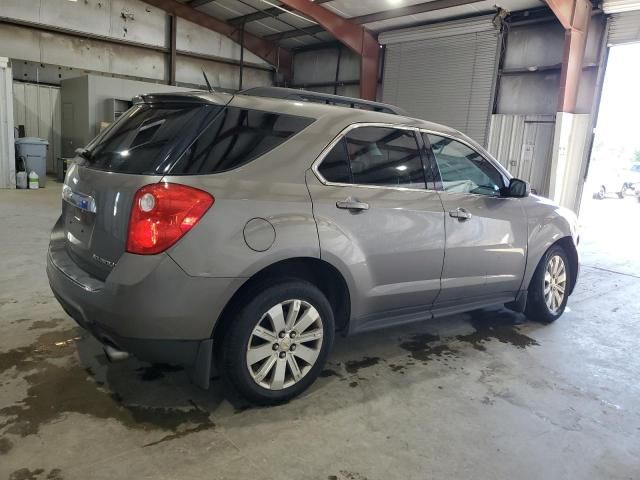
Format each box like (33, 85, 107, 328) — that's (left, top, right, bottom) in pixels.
(545, 0, 591, 112)
(278, 0, 381, 100)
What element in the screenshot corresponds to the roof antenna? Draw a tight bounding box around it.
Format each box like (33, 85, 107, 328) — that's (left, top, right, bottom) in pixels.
(202, 69, 214, 93)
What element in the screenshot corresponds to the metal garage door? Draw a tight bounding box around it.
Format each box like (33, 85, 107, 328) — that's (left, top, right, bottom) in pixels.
(607, 11, 640, 45)
(380, 15, 501, 146)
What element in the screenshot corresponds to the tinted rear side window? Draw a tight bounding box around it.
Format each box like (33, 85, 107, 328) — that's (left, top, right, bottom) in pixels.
(317, 138, 351, 183)
(85, 104, 216, 174)
(345, 127, 425, 188)
(171, 107, 315, 174)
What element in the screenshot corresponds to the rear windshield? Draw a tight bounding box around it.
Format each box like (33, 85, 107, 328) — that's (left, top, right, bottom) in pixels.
(84, 104, 218, 174)
(82, 103, 314, 175)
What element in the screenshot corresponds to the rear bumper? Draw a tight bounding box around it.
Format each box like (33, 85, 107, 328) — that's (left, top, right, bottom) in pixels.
(47, 238, 244, 384)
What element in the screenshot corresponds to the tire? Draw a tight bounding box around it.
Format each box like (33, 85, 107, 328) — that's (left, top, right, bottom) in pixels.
(525, 244, 571, 324)
(220, 280, 334, 405)
(618, 184, 627, 199)
(595, 187, 605, 200)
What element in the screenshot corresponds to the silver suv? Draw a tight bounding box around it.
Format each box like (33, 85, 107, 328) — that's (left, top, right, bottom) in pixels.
(47, 88, 579, 404)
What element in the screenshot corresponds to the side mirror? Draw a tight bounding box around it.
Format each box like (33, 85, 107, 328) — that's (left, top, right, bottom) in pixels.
(503, 178, 530, 198)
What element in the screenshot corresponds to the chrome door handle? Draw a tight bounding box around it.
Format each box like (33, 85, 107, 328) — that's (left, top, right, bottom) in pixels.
(336, 197, 369, 211)
(449, 207, 472, 220)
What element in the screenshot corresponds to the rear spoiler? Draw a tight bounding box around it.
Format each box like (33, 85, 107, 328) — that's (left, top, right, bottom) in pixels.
(133, 91, 232, 106)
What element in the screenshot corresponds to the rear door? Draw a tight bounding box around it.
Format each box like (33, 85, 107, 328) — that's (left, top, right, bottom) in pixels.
(307, 125, 445, 329)
(61, 101, 221, 279)
(424, 133, 527, 310)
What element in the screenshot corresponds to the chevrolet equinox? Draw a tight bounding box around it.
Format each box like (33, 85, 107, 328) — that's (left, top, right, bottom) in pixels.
(47, 87, 579, 404)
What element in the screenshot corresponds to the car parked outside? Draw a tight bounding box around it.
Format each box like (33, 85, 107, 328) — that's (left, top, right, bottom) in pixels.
(593, 162, 640, 199)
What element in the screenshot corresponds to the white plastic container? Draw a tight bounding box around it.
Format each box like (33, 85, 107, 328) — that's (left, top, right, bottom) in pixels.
(16, 171, 28, 189)
(28, 170, 39, 189)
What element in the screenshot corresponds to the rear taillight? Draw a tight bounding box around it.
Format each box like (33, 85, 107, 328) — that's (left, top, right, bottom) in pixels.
(126, 183, 214, 255)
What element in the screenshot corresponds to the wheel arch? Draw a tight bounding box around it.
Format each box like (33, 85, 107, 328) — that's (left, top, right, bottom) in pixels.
(524, 236, 578, 296)
(555, 236, 579, 296)
(211, 257, 351, 343)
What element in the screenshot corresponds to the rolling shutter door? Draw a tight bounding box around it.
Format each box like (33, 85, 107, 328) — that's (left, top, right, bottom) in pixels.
(607, 11, 640, 46)
(380, 15, 501, 146)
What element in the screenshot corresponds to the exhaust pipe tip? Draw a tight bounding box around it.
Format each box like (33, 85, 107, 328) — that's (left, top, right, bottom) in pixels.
(104, 344, 129, 362)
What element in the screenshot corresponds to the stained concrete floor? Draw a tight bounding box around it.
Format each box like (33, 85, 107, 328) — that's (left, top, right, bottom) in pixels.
(1, 185, 639, 480)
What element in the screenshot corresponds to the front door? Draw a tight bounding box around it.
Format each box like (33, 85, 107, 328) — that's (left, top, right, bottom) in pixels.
(307, 125, 445, 330)
(424, 133, 527, 311)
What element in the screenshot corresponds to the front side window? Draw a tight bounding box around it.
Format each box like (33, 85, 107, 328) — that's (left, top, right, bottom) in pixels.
(426, 134, 504, 196)
(172, 107, 314, 174)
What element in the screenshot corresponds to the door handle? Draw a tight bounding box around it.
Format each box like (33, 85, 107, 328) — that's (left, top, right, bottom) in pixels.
(449, 207, 472, 220)
(336, 197, 369, 211)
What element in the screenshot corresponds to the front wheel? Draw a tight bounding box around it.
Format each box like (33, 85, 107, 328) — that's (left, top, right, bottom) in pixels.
(525, 245, 571, 324)
(220, 281, 334, 405)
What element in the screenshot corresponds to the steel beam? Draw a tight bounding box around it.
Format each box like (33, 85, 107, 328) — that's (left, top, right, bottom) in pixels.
(277, 0, 380, 100)
(185, 0, 217, 8)
(141, 0, 292, 78)
(228, 0, 332, 26)
(265, 0, 486, 41)
(544, 0, 591, 111)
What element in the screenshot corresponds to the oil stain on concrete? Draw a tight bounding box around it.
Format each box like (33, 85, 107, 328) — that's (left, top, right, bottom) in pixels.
(27, 319, 66, 331)
(9, 467, 63, 480)
(344, 357, 381, 374)
(398, 310, 539, 364)
(0, 436, 13, 454)
(458, 310, 539, 351)
(328, 471, 369, 480)
(0, 328, 214, 444)
(399, 333, 458, 363)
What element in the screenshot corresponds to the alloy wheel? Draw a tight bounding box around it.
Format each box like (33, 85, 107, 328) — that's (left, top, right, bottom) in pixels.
(246, 299, 323, 390)
(544, 255, 567, 313)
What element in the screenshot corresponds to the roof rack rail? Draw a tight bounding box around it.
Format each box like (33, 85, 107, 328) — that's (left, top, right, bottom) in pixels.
(240, 86, 406, 116)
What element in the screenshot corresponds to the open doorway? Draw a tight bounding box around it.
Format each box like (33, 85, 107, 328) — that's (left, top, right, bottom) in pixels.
(580, 43, 640, 275)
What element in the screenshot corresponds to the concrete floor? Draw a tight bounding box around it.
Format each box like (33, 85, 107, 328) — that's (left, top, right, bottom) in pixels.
(1, 185, 639, 480)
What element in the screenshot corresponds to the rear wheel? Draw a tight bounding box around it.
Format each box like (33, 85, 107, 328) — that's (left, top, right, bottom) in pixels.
(220, 281, 334, 405)
(595, 186, 606, 199)
(618, 184, 627, 198)
(525, 245, 571, 324)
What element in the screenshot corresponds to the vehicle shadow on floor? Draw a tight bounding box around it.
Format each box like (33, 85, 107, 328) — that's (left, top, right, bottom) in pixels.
(1, 306, 547, 446)
(88, 306, 545, 415)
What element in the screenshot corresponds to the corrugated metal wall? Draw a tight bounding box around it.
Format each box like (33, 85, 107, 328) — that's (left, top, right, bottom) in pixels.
(291, 47, 363, 98)
(608, 11, 640, 45)
(0, 0, 273, 89)
(13, 82, 62, 174)
(380, 16, 500, 146)
(487, 114, 556, 195)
